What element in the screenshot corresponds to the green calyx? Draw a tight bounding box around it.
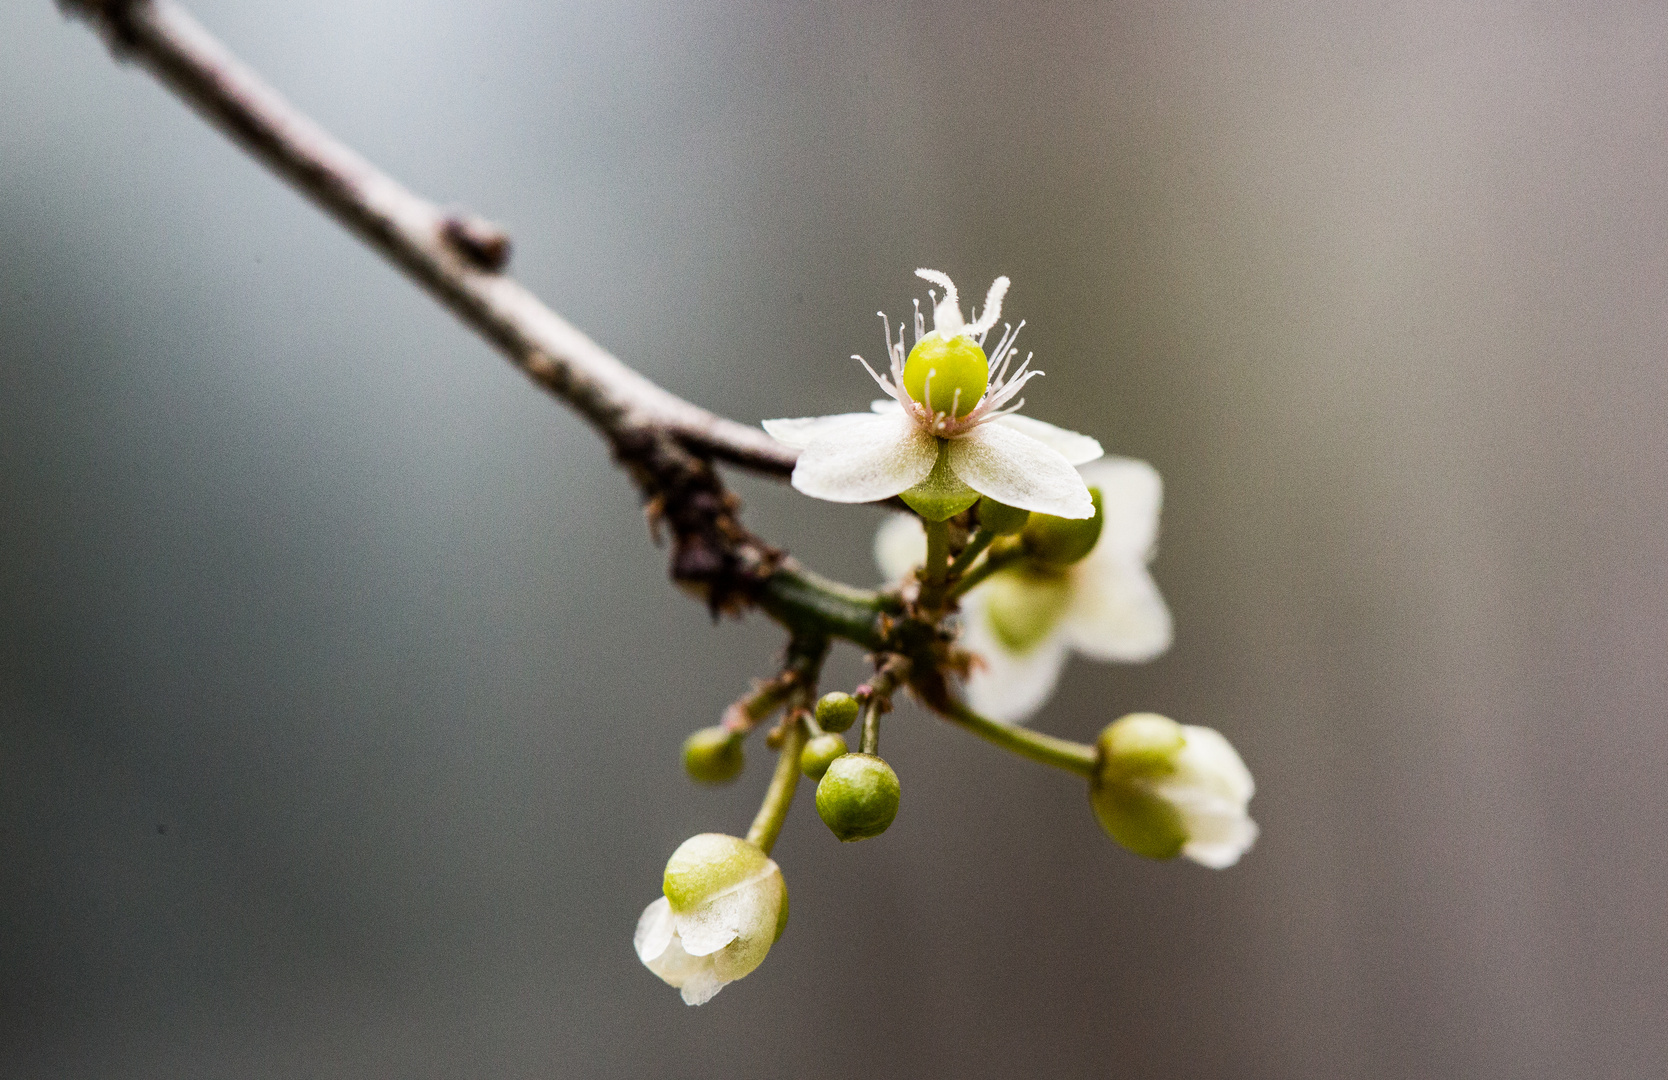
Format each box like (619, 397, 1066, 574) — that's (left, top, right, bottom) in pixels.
(1088, 713, 1189, 860)
(814, 691, 860, 734)
(900, 441, 979, 521)
(815, 753, 901, 842)
(902, 334, 988, 417)
(799, 733, 849, 779)
(682, 726, 744, 784)
(982, 568, 1072, 653)
(1022, 486, 1104, 565)
(663, 833, 773, 910)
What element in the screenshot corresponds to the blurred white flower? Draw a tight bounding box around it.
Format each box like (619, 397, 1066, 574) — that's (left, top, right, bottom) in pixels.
(875, 457, 1172, 721)
(764, 270, 1101, 520)
(634, 833, 788, 1005)
(1090, 713, 1258, 869)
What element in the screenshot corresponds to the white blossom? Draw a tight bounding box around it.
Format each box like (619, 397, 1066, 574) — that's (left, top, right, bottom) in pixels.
(764, 270, 1102, 519)
(634, 833, 788, 1005)
(875, 457, 1172, 721)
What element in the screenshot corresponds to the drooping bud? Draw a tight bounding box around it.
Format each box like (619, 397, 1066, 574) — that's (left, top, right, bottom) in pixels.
(815, 753, 901, 842)
(814, 692, 861, 734)
(1022, 485, 1104, 565)
(682, 726, 744, 784)
(977, 496, 1031, 535)
(636, 833, 789, 1005)
(799, 733, 849, 779)
(1089, 714, 1257, 869)
(902, 334, 988, 417)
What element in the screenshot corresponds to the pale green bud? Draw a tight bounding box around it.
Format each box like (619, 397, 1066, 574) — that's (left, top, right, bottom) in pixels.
(1089, 714, 1258, 869)
(1022, 485, 1104, 565)
(982, 567, 1072, 653)
(814, 691, 861, 734)
(682, 726, 744, 784)
(977, 496, 1031, 535)
(815, 753, 901, 842)
(637, 833, 789, 1005)
(799, 733, 849, 779)
(902, 334, 988, 417)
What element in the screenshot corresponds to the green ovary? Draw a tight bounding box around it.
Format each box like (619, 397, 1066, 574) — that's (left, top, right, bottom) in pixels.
(902, 335, 988, 417)
(981, 568, 1072, 653)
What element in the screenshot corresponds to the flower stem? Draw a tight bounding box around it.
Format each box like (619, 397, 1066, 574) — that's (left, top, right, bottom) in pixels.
(945, 527, 998, 581)
(947, 539, 1025, 600)
(745, 635, 827, 854)
(919, 518, 952, 608)
(930, 695, 1097, 778)
(858, 655, 910, 755)
(747, 718, 808, 855)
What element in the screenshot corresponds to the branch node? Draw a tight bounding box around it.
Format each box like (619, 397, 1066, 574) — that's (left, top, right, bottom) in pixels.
(441, 209, 512, 271)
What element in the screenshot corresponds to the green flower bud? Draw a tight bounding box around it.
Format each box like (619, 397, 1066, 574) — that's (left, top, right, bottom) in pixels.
(799, 733, 849, 779)
(902, 334, 988, 417)
(815, 753, 901, 842)
(900, 441, 980, 522)
(982, 568, 1072, 653)
(1089, 714, 1259, 868)
(977, 496, 1031, 535)
(814, 691, 861, 733)
(1022, 485, 1104, 565)
(682, 726, 744, 784)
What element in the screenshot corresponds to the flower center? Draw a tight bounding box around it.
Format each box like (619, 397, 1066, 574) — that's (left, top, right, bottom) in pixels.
(902, 335, 988, 418)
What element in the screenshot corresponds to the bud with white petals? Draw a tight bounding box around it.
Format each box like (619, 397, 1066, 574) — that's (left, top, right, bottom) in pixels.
(1089, 713, 1257, 869)
(634, 833, 788, 1005)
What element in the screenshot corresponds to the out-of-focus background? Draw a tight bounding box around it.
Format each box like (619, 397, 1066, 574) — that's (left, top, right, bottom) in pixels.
(3, 1, 1665, 1076)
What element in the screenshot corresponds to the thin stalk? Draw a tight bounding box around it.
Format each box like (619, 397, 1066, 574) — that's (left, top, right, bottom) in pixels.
(947, 540, 1026, 600)
(945, 527, 998, 581)
(746, 720, 808, 855)
(932, 696, 1097, 778)
(919, 518, 951, 609)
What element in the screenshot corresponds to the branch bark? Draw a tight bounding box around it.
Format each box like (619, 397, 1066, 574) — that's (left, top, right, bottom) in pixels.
(59, 0, 805, 609)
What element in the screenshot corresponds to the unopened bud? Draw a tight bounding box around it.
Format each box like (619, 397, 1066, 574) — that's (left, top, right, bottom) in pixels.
(814, 692, 861, 733)
(1022, 486, 1104, 565)
(977, 496, 1031, 535)
(682, 726, 744, 784)
(799, 733, 849, 779)
(815, 753, 901, 842)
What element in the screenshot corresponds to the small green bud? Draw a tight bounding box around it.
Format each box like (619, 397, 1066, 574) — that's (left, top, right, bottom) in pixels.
(799, 733, 849, 779)
(814, 692, 861, 733)
(682, 726, 744, 784)
(977, 496, 1031, 535)
(982, 568, 1072, 653)
(900, 441, 980, 521)
(815, 753, 901, 842)
(1022, 486, 1104, 565)
(902, 334, 988, 417)
(1088, 713, 1189, 861)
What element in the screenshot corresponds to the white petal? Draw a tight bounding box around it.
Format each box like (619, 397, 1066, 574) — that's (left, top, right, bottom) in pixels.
(1174, 726, 1255, 803)
(634, 896, 675, 964)
(762, 412, 873, 450)
(870, 398, 905, 415)
(1078, 457, 1162, 561)
(960, 587, 1071, 723)
(1181, 816, 1259, 869)
(1059, 558, 1173, 663)
(992, 415, 1104, 466)
(946, 424, 1095, 519)
(1160, 726, 1257, 869)
(791, 413, 939, 504)
(679, 969, 729, 1006)
(874, 513, 927, 583)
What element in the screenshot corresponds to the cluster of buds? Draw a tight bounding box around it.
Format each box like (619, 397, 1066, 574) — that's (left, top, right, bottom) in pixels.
(638, 271, 1256, 1005)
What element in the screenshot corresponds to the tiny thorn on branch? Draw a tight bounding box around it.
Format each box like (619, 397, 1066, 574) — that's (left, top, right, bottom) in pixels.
(441, 210, 512, 272)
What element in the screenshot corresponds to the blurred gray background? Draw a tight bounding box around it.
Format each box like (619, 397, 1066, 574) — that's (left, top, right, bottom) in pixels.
(3, 1, 1665, 1077)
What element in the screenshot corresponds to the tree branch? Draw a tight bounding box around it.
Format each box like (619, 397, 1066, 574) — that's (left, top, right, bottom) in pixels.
(59, 0, 810, 610)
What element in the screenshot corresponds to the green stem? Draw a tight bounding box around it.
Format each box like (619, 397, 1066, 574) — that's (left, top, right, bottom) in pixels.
(760, 564, 894, 649)
(919, 518, 951, 609)
(746, 720, 808, 854)
(932, 696, 1097, 778)
(945, 527, 998, 581)
(745, 634, 827, 854)
(947, 540, 1026, 600)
